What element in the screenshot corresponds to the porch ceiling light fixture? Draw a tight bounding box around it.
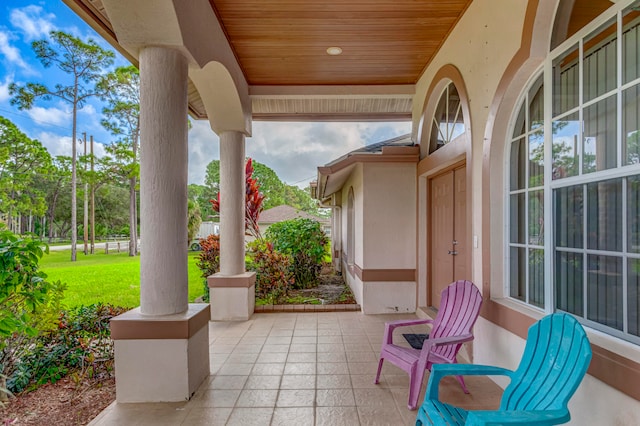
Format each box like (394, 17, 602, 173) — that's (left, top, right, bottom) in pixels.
(326, 46, 343, 55)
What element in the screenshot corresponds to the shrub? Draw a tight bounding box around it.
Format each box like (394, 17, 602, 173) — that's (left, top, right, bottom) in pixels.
(0, 228, 66, 397)
(6, 303, 127, 394)
(246, 239, 294, 304)
(195, 234, 220, 302)
(265, 218, 328, 288)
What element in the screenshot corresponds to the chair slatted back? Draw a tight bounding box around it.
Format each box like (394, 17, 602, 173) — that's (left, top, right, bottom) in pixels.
(430, 280, 483, 361)
(501, 313, 592, 411)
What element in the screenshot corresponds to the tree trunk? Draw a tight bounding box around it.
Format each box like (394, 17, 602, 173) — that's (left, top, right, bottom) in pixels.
(129, 176, 138, 256)
(70, 91, 78, 261)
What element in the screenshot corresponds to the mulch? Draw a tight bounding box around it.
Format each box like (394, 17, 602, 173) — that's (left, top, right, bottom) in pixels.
(0, 377, 115, 426)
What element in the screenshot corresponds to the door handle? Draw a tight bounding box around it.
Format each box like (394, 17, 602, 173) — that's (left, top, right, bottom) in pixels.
(448, 250, 458, 255)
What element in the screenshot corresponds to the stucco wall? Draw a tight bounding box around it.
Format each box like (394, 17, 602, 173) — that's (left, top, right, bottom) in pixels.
(413, 0, 527, 289)
(340, 164, 364, 306)
(362, 163, 416, 269)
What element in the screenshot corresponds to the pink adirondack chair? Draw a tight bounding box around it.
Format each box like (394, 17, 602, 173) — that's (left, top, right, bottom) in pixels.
(375, 280, 483, 410)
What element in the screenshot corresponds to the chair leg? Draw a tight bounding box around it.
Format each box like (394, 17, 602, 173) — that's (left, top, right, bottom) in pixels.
(374, 358, 384, 384)
(408, 365, 423, 410)
(455, 374, 470, 394)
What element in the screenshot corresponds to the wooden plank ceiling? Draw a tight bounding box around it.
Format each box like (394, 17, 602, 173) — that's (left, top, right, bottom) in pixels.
(210, 0, 472, 86)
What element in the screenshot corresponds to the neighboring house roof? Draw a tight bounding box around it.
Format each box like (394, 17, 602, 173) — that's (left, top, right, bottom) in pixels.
(312, 134, 419, 202)
(259, 205, 328, 225)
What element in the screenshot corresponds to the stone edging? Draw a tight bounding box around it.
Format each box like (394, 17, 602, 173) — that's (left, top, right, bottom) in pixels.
(254, 304, 361, 313)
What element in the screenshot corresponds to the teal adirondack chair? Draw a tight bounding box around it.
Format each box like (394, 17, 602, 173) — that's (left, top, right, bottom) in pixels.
(415, 313, 592, 426)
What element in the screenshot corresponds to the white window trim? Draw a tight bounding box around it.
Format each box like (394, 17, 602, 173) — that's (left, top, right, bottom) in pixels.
(505, 0, 640, 344)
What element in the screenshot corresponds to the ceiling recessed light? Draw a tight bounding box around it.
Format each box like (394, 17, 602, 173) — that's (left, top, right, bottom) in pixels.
(326, 46, 343, 55)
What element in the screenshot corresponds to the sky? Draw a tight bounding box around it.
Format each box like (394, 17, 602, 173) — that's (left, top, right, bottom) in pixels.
(0, 1, 411, 188)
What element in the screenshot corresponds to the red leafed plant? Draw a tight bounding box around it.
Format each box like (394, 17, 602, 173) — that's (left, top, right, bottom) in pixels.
(210, 158, 264, 239)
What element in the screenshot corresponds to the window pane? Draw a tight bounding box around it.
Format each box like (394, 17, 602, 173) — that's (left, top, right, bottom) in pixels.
(448, 84, 465, 141)
(510, 138, 526, 190)
(623, 84, 640, 165)
(583, 95, 617, 173)
(587, 255, 623, 330)
(629, 175, 640, 254)
(583, 19, 617, 103)
(629, 258, 640, 337)
(510, 247, 526, 302)
(552, 112, 580, 179)
(512, 102, 526, 139)
(529, 75, 544, 131)
(622, 7, 640, 85)
(529, 190, 544, 245)
(510, 193, 526, 244)
(529, 248, 545, 308)
(553, 44, 579, 117)
(429, 89, 448, 153)
(555, 251, 583, 316)
(529, 130, 544, 187)
(554, 186, 583, 249)
(587, 179, 622, 252)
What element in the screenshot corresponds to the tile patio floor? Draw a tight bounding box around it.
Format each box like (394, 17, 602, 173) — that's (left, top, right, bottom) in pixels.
(89, 311, 503, 425)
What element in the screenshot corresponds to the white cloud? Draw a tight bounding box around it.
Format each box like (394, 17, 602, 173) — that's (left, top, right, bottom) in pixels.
(26, 105, 70, 127)
(186, 120, 412, 187)
(10, 5, 55, 41)
(36, 131, 107, 158)
(0, 75, 12, 102)
(188, 120, 220, 185)
(0, 30, 30, 70)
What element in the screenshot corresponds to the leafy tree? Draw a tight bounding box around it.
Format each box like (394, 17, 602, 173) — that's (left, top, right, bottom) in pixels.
(0, 117, 51, 232)
(252, 161, 286, 209)
(204, 158, 321, 214)
(10, 31, 115, 261)
(39, 156, 71, 242)
(98, 66, 140, 256)
(210, 158, 265, 239)
(187, 199, 202, 245)
(188, 184, 215, 222)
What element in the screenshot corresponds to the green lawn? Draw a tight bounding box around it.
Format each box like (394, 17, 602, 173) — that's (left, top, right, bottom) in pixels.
(40, 250, 205, 308)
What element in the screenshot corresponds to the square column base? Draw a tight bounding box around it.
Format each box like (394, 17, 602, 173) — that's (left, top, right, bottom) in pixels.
(110, 303, 210, 402)
(208, 272, 256, 321)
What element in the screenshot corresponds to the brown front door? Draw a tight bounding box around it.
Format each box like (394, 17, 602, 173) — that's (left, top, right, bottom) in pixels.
(429, 165, 467, 308)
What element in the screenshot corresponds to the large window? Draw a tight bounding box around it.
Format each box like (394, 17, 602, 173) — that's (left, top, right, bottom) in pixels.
(508, 1, 640, 342)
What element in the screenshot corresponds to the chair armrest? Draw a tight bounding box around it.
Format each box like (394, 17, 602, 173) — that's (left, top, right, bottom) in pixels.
(422, 333, 474, 348)
(382, 318, 433, 345)
(465, 409, 570, 426)
(425, 363, 513, 400)
(386, 318, 433, 329)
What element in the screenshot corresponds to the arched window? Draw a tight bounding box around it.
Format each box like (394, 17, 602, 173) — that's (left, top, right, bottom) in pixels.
(507, 0, 640, 343)
(429, 82, 465, 153)
(347, 188, 355, 266)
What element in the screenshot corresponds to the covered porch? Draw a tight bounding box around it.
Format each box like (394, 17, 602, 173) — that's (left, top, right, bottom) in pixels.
(90, 311, 502, 425)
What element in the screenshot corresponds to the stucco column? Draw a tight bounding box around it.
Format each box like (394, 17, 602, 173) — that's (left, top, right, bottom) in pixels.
(139, 46, 189, 316)
(208, 131, 255, 321)
(219, 131, 246, 275)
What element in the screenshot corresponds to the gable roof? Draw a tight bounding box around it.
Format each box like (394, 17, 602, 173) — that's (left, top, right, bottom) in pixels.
(313, 134, 419, 202)
(259, 205, 328, 225)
